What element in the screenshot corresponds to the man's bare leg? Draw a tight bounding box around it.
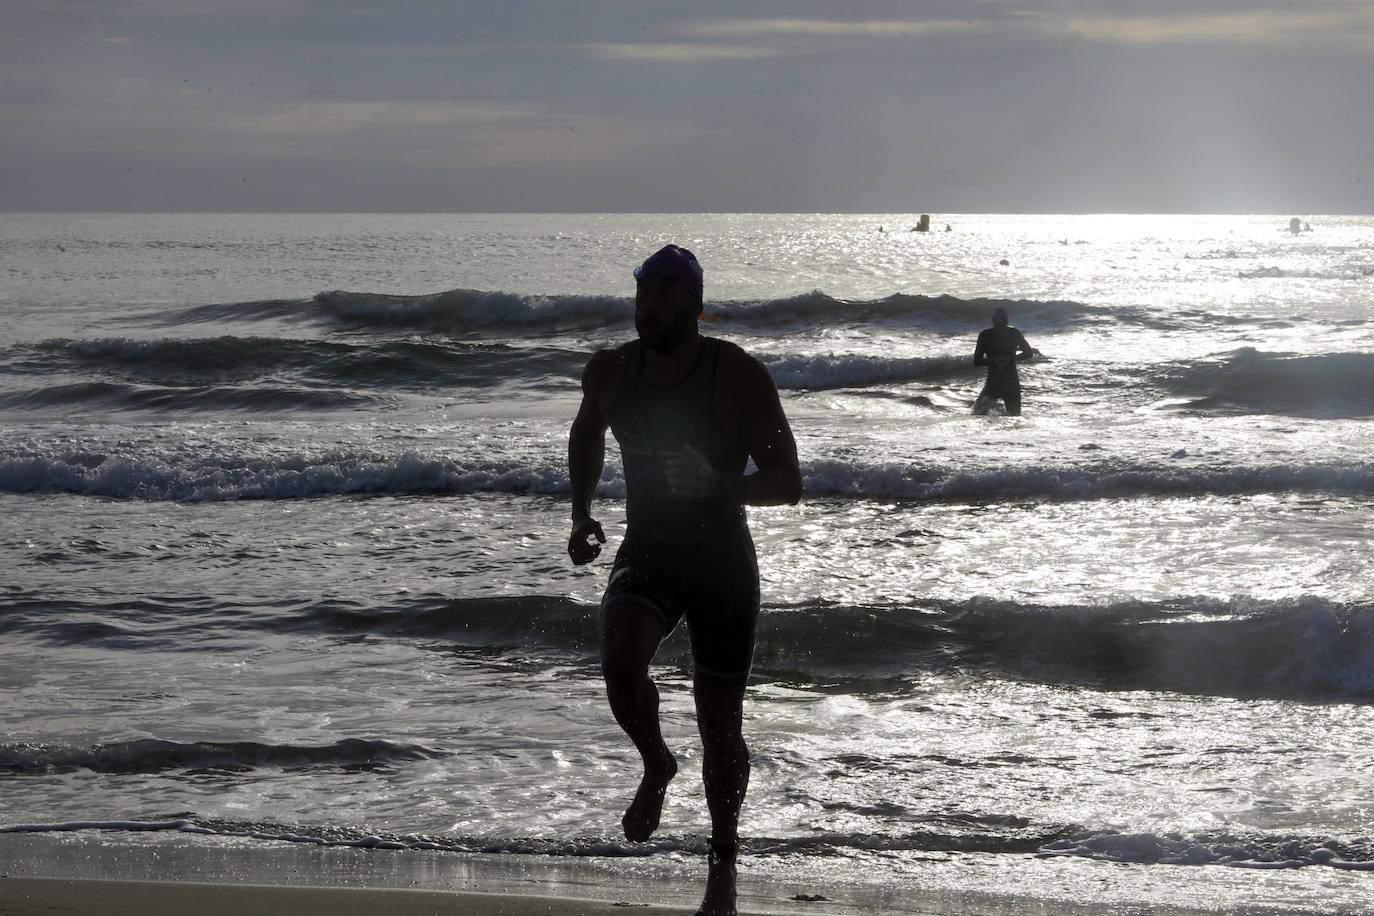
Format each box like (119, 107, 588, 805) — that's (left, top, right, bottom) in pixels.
(600, 598, 678, 843)
(622, 741, 678, 843)
(693, 672, 749, 916)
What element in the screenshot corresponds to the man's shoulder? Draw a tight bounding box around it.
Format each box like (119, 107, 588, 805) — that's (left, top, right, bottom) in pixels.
(707, 336, 760, 366)
(706, 335, 754, 363)
(582, 341, 634, 389)
(707, 336, 775, 391)
(586, 341, 636, 369)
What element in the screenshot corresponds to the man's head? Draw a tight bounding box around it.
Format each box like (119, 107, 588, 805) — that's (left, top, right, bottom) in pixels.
(991, 307, 1009, 327)
(633, 245, 704, 353)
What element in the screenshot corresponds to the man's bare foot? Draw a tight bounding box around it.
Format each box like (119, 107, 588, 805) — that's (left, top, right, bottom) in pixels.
(694, 840, 738, 916)
(621, 750, 677, 843)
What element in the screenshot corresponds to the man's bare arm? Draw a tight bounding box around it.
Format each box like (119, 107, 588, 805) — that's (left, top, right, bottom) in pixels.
(973, 331, 990, 367)
(567, 353, 614, 563)
(569, 397, 606, 524)
(732, 356, 802, 507)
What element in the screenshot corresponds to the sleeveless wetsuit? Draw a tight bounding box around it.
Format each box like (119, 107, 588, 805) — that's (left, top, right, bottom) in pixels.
(601, 338, 761, 678)
(974, 325, 1031, 415)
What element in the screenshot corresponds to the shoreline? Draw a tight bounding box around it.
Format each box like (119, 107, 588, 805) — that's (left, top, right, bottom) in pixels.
(0, 833, 850, 916)
(1, 831, 1343, 916)
(0, 878, 700, 916)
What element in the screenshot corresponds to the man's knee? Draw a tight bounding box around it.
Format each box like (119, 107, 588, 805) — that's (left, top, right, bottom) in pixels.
(601, 653, 646, 689)
(693, 673, 746, 733)
(600, 596, 668, 674)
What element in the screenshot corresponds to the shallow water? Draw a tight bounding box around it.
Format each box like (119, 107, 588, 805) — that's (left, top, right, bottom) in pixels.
(3, 213, 1373, 912)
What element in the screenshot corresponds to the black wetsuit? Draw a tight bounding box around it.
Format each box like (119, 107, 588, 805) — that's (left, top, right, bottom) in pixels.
(973, 325, 1032, 415)
(601, 339, 760, 679)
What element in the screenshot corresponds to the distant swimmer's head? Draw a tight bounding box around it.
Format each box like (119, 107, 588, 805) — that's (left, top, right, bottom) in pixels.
(991, 307, 1009, 327)
(634, 245, 705, 352)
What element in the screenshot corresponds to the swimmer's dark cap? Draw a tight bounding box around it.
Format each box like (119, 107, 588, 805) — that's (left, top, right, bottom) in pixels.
(634, 245, 704, 288)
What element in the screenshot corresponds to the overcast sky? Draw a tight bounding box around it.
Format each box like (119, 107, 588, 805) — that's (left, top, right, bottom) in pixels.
(3, 1, 1371, 213)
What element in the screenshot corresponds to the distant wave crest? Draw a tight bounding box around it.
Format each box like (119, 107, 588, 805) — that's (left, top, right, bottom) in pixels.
(801, 456, 1374, 502)
(1159, 348, 1374, 418)
(11, 336, 584, 401)
(314, 288, 633, 333)
(3, 442, 1372, 502)
(152, 287, 1134, 335)
(762, 352, 971, 389)
(0, 447, 576, 501)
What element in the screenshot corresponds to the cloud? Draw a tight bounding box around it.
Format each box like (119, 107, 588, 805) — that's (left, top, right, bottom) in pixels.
(1062, 8, 1374, 51)
(581, 9, 1374, 63)
(240, 100, 532, 136)
(576, 42, 792, 62)
(578, 16, 1008, 62)
(685, 18, 991, 39)
(3, 73, 698, 180)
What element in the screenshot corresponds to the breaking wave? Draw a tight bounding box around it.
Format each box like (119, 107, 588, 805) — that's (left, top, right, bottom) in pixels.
(3, 439, 1372, 503)
(1159, 348, 1374, 418)
(5, 593, 1373, 701)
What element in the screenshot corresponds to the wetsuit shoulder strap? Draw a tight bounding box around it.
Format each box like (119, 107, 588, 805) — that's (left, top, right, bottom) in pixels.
(607, 340, 643, 421)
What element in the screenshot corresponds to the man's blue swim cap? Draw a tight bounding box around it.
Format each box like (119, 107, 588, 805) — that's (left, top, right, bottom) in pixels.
(634, 245, 704, 288)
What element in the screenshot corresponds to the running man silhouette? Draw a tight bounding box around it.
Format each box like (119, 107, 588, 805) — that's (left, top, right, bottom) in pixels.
(972, 306, 1035, 416)
(568, 245, 802, 916)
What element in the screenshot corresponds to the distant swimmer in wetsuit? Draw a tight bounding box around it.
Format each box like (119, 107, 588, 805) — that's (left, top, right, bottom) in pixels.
(567, 244, 802, 916)
(972, 306, 1034, 416)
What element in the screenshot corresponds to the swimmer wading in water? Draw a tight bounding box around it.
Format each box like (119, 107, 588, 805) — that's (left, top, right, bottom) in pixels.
(973, 306, 1035, 416)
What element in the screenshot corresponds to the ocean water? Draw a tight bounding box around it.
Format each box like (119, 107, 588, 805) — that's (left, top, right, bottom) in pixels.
(2, 212, 1373, 913)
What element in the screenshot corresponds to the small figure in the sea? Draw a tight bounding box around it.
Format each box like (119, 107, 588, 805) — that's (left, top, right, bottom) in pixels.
(972, 306, 1035, 416)
(1289, 217, 1302, 235)
(568, 244, 803, 916)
